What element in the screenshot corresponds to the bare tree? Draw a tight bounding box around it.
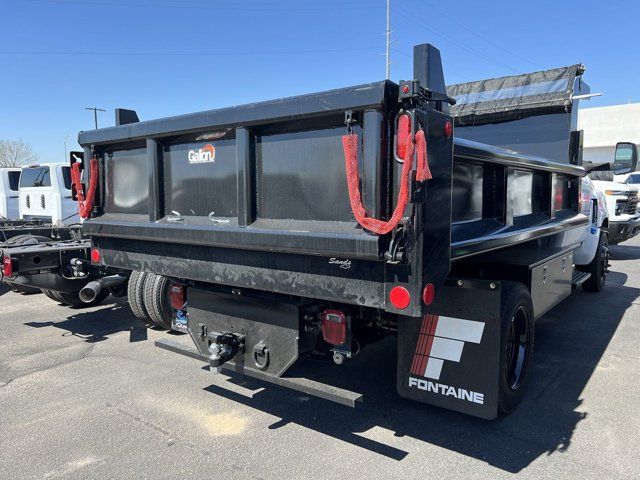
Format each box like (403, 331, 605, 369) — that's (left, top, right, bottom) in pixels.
(0, 139, 39, 168)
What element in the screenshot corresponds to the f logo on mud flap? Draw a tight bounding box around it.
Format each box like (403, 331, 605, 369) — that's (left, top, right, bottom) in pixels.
(408, 315, 486, 405)
(410, 314, 485, 379)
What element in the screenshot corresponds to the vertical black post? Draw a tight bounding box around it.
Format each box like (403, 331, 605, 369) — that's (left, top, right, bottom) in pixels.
(362, 110, 384, 218)
(147, 138, 161, 222)
(413, 43, 449, 113)
(236, 127, 255, 227)
(482, 165, 507, 222)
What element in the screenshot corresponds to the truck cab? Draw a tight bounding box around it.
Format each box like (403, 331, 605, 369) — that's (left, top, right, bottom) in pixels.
(18, 163, 78, 224)
(0, 168, 21, 220)
(588, 142, 640, 244)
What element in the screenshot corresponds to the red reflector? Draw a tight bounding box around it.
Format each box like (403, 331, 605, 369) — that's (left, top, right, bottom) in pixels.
(2, 257, 14, 277)
(422, 283, 435, 305)
(321, 309, 347, 345)
(169, 284, 186, 310)
(90, 248, 101, 263)
(389, 286, 411, 309)
(396, 114, 412, 159)
(444, 120, 453, 138)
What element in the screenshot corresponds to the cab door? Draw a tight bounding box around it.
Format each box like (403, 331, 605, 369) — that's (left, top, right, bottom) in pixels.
(5, 170, 21, 219)
(19, 166, 52, 220)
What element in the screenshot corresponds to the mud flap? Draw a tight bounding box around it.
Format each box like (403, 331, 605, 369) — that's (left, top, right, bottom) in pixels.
(397, 280, 501, 419)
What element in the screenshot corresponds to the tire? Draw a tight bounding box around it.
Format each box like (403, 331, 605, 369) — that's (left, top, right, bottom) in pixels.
(127, 271, 154, 327)
(4, 234, 51, 246)
(50, 290, 68, 304)
(58, 289, 110, 308)
(582, 232, 609, 293)
(498, 282, 535, 415)
(143, 274, 173, 330)
(41, 289, 58, 301)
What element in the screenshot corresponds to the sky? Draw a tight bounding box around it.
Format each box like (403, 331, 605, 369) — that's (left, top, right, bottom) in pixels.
(1, 0, 639, 162)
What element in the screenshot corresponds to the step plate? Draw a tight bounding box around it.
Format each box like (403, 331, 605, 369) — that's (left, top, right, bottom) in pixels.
(571, 270, 591, 288)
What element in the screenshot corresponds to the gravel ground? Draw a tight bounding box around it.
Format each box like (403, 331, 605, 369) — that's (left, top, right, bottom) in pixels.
(1, 236, 639, 479)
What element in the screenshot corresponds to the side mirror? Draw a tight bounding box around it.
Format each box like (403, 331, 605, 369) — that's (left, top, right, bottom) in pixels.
(613, 142, 638, 175)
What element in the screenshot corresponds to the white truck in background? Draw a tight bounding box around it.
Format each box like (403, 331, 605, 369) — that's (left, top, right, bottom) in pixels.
(0, 168, 21, 220)
(573, 176, 610, 291)
(587, 142, 640, 245)
(19, 163, 78, 224)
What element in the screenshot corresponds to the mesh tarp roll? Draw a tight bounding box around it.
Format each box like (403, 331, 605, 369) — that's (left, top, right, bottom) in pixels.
(447, 65, 584, 126)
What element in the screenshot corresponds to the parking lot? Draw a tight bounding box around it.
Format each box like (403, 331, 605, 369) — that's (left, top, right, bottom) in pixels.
(0, 237, 638, 480)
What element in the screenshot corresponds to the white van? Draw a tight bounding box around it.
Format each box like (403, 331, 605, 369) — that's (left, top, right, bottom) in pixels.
(19, 163, 78, 224)
(0, 168, 21, 220)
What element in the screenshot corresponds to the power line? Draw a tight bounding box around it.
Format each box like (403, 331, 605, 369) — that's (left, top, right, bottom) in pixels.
(25, 0, 372, 12)
(0, 46, 380, 57)
(423, 0, 544, 70)
(395, 5, 521, 74)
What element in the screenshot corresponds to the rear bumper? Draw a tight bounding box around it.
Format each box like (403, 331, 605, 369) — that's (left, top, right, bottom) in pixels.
(608, 219, 640, 244)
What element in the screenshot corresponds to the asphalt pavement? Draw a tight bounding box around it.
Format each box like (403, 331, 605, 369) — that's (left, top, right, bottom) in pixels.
(1, 237, 639, 479)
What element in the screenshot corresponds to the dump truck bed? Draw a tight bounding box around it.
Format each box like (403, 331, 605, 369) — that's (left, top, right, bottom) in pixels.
(77, 49, 585, 318)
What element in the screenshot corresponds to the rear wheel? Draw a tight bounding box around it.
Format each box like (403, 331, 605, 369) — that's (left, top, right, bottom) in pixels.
(582, 232, 609, 293)
(41, 289, 58, 301)
(127, 271, 154, 327)
(5, 234, 51, 245)
(143, 274, 173, 330)
(45, 289, 109, 307)
(498, 282, 535, 414)
(50, 290, 67, 304)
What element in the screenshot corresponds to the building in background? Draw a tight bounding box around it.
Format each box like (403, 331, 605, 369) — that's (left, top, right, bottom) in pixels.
(578, 103, 640, 164)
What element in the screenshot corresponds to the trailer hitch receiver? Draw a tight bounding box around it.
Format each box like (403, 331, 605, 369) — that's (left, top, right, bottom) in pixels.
(207, 332, 245, 373)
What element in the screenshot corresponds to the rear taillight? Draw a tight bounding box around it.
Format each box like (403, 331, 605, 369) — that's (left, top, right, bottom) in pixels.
(395, 113, 412, 159)
(444, 120, 453, 138)
(90, 248, 101, 264)
(321, 309, 347, 345)
(2, 257, 14, 277)
(169, 284, 186, 310)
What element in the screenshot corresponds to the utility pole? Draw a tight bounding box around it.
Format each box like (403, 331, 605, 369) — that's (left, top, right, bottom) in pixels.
(85, 107, 106, 129)
(385, 0, 391, 79)
(63, 133, 72, 162)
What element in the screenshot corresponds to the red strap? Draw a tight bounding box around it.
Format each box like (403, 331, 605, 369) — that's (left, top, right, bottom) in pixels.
(71, 158, 98, 219)
(342, 129, 430, 235)
(415, 130, 432, 182)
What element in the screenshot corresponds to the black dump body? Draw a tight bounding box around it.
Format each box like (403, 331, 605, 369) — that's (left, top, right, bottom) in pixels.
(70, 43, 594, 419)
(77, 44, 586, 320)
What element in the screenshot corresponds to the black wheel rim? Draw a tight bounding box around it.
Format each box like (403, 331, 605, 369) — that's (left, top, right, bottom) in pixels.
(599, 243, 609, 284)
(504, 306, 530, 390)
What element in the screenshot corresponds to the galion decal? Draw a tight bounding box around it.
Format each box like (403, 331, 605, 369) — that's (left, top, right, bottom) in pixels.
(408, 314, 486, 404)
(188, 144, 216, 164)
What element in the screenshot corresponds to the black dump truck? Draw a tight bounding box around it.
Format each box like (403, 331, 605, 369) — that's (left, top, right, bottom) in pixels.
(1, 43, 624, 418)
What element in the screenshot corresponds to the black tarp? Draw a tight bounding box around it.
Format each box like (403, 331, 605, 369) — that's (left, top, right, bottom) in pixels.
(447, 65, 585, 126)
